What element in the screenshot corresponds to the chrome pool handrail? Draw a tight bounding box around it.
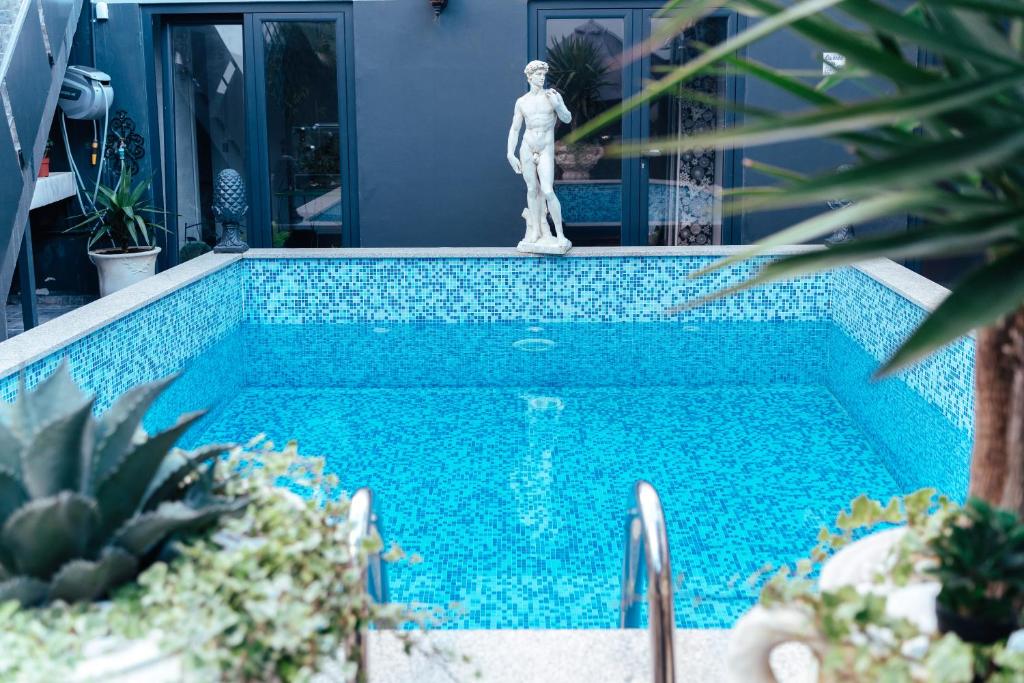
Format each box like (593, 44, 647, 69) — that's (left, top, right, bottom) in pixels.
(347, 487, 389, 683)
(620, 480, 677, 683)
(347, 487, 389, 603)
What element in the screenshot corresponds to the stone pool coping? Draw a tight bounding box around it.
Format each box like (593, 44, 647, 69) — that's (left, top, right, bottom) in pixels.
(0, 245, 952, 381)
(368, 628, 816, 682)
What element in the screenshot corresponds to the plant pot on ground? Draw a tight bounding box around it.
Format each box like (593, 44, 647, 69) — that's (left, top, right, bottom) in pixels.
(71, 165, 166, 297)
(929, 498, 1024, 645)
(730, 492, 1024, 683)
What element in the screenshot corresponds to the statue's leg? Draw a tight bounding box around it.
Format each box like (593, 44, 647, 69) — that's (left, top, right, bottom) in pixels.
(521, 151, 542, 243)
(538, 152, 567, 243)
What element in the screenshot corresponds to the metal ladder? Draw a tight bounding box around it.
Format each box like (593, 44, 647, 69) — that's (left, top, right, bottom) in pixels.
(347, 487, 389, 683)
(620, 480, 677, 683)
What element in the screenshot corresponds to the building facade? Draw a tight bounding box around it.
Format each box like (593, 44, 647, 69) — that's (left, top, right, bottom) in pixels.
(34, 0, 915, 292)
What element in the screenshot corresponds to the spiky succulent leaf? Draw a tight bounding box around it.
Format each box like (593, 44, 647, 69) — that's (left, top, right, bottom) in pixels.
(113, 499, 246, 557)
(0, 421, 23, 478)
(0, 577, 49, 607)
(0, 468, 28, 532)
(141, 444, 231, 512)
(19, 399, 94, 499)
(0, 493, 99, 578)
(5, 363, 90, 443)
(94, 411, 205, 537)
(91, 374, 178, 489)
(48, 548, 138, 604)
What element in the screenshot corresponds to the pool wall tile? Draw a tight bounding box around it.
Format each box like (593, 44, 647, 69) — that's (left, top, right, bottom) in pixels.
(830, 267, 975, 432)
(0, 254, 974, 493)
(0, 262, 246, 416)
(243, 256, 830, 325)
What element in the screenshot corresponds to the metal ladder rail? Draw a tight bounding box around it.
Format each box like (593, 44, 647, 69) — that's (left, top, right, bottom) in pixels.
(620, 480, 677, 683)
(347, 487, 389, 683)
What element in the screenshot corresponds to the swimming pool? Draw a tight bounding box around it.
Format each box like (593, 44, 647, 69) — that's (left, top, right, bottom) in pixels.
(0, 248, 974, 630)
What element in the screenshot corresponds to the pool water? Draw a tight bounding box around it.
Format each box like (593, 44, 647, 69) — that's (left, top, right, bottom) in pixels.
(150, 320, 970, 629)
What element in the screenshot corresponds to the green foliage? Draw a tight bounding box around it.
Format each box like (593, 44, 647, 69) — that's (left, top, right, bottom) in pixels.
(178, 240, 212, 263)
(0, 362, 243, 607)
(136, 441, 436, 681)
(930, 498, 1024, 624)
(761, 491, 1024, 682)
(571, 0, 1024, 373)
(545, 34, 611, 133)
(69, 164, 168, 252)
(0, 443, 439, 683)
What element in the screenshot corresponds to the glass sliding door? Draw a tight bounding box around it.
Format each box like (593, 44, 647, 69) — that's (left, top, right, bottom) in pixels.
(644, 14, 729, 246)
(258, 19, 343, 248)
(167, 21, 247, 257)
(533, 6, 735, 245)
(539, 12, 631, 247)
(160, 9, 355, 259)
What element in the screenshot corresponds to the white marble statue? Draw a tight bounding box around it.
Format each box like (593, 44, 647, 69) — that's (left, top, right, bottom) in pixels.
(507, 60, 573, 255)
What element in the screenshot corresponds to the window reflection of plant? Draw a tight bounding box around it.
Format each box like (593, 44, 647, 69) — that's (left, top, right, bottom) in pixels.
(546, 34, 611, 136)
(295, 125, 340, 188)
(263, 23, 337, 144)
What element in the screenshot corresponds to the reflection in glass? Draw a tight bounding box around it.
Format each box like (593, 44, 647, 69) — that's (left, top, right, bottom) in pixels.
(262, 21, 341, 248)
(647, 17, 727, 246)
(544, 18, 625, 246)
(170, 23, 246, 259)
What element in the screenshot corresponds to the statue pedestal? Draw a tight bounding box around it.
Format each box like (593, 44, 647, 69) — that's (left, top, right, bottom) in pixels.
(517, 237, 572, 256)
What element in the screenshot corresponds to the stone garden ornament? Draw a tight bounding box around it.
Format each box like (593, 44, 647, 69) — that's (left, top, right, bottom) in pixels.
(213, 169, 249, 253)
(508, 60, 574, 255)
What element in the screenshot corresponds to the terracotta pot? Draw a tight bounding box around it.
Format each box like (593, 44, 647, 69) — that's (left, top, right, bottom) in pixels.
(88, 246, 161, 297)
(38, 157, 50, 178)
(554, 141, 604, 181)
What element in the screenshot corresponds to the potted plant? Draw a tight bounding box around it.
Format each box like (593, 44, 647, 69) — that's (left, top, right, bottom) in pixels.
(38, 139, 52, 178)
(730, 493, 1024, 682)
(546, 33, 610, 180)
(0, 364, 430, 681)
(930, 499, 1024, 645)
(72, 165, 166, 297)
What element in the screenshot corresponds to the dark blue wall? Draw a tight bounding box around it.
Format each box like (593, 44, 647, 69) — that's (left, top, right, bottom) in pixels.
(740, 21, 908, 242)
(352, 0, 531, 247)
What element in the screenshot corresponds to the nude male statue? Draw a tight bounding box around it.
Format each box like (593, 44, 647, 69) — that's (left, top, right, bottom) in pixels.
(507, 60, 573, 253)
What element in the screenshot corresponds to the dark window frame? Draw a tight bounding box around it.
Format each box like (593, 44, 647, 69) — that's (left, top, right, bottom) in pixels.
(528, 1, 743, 245)
(143, 2, 360, 263)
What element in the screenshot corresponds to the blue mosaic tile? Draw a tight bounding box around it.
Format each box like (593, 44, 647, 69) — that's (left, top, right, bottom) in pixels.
(831, 268, 975, 432)
(555, 181, 713, 227)
(825, 325, 971, 500)
(237, 320, 829, 390)
(0, 263, 245, 413)
(0, 255, 977, 629)
(244, 256, 830, 325)
(188, 381, 911, 629)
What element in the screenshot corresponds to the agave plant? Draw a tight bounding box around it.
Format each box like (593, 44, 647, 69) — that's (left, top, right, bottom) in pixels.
(0, 363, 244, 607)
(69, 163, 166, 253)
(546, 33, 612, 132)
(570, 0, 1024, 515)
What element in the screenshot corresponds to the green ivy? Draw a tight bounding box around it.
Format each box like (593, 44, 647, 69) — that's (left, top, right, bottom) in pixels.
(0, 441, 445, 682)
(761, 490, 1024, 682)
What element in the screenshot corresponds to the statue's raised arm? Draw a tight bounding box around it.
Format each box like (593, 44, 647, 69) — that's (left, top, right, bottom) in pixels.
(546, 90, 572, 125)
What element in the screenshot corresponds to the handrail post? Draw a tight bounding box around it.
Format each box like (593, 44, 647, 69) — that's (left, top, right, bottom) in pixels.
(620, 480, 677, 683)
(347, 487, 389, 683)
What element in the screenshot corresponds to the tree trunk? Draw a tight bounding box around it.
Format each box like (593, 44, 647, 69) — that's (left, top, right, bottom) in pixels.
(968, 306, 1024, 516)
